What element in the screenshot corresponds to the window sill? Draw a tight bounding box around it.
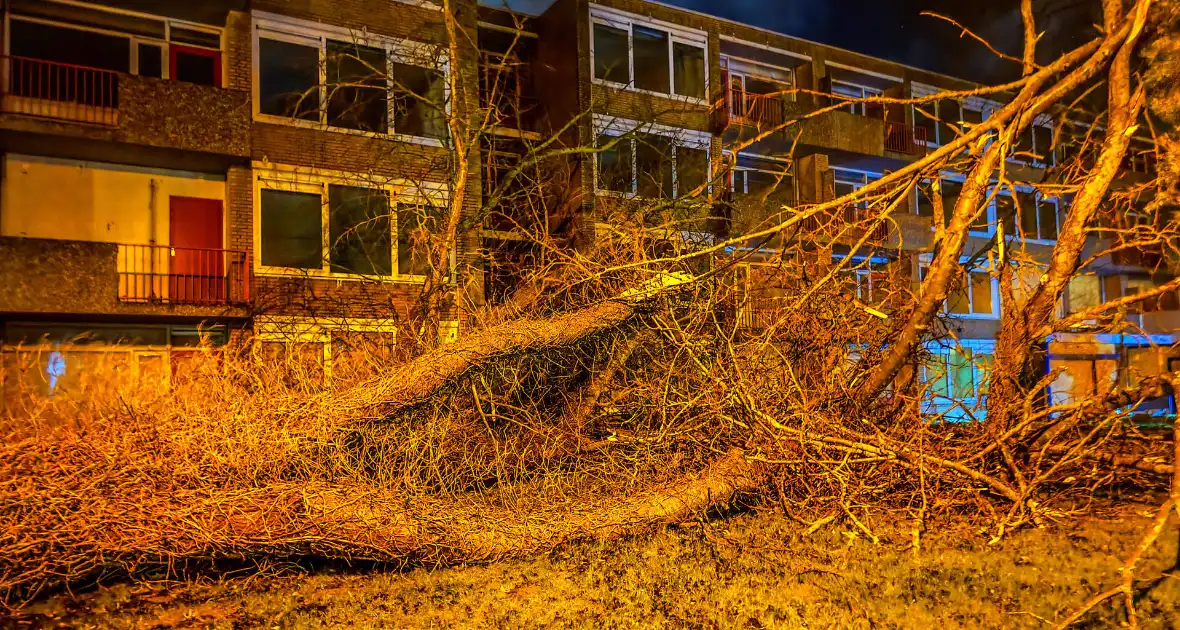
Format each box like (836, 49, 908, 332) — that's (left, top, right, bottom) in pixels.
(591, 78, 709, 108)
(254, 114, 447, 148)
(944, 312, 1000, 321)
(255, 266, 429, 284)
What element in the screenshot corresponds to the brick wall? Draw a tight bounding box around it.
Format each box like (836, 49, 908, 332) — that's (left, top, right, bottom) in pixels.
(253, 0, 448, 43)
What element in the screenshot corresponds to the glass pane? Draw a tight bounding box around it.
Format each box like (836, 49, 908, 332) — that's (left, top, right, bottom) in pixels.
(11, 20, 129, 72)
(174, 50, 218, 86)
(747, 169, 790, 202)
(597, 134, 632, 193)
(976, 354, 993, 395)
(635, 133, 673, 199)
(916, 182, 935, 218)
(391, 62, 446, 138)
(676, 146, 708, 197)
(327, 41, 388, 132)
(925, 356, 949, 399)
(948, 283, 971, 314)
(995, 192, 1014, 235)
(1033, 125, 1053, 163)
(328, 185, 392, 276)
(961, 107, 984, 127)
(914, 104, 938, 142)
(1018, 191, 1039, 238)
(138, 43, 163, 78)
(261, 189, 322, 269)
(1016, 127, 1035, 158)
(259, 38, 320, 121)
(970, 271, 993, 315)
(938, 99, 960, 145)
(672, 42, 704, 99)
(941, 180, 962, 228)
(1038, 198, 1058, 240)
(397, 204, 441, 277)
(632, 25, 670, 93)
(949, 348, 975, 398)
(593, 23, 629, 84)
(1102, 275, 1124, 301)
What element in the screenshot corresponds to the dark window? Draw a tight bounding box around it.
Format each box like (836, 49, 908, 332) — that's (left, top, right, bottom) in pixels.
(1033, 125, 1054, 164)
(917, 181, 937, 222)
(328, 185, 392, 276)
(327, 41, 387, 132)
(172, 47, 219, 86)
(397, 204, 441, 276)
(10, 20, 129, 72)
(636, 133, 673, 199)
(938, 99, 960, 145)
(673, 42, 704, 99)
(593, 23, 629, 84)
(170, 27, 221, 49)
(914, 103, 938, 144)
(1015, 127, 1035, 158)
(961, 107, 984, 127)
(632, 26, 669, 93)
(1038, 198, 1059, 241)
(676, 146, 708, 197)
(1015, 191, 1038, 237)
(258, 38, 320, 121)
(942, 180, 969, 228)
(994, 193, 1015, 235)
(597, 134, 632, 193)
(260, 189, 322, 269)
(138, 43, 163, 78)
(391, 62, 446, 138)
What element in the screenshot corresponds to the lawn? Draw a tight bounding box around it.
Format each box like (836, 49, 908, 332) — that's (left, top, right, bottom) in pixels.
(15, 505, 1180, 628)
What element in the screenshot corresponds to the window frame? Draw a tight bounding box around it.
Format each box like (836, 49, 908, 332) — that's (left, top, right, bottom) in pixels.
(997, 185, 1060, 244)
(252, 11, 450, 147)
(920, 338, 995, 420)
(252, 162, 452, 283)
(917, 253, 1001, 320)
(830, 79, 882, 117)
(589, 5, 708, 104)
(593, 116, 712, 199)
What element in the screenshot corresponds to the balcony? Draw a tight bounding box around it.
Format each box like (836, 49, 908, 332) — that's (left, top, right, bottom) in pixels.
(0, 55, 118, 126)
(731, 296, 788, 331)
(118, 244, 250, 307)
(0, 56, 249, 159)
(798, 207, 889, 244)
(884, 120, 928, 156)
(0, 237, 251, 318)
(723, 87, 787, 130)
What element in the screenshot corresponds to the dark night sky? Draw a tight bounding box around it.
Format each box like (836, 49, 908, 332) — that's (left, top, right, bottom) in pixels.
(492, 0, 1101, 84)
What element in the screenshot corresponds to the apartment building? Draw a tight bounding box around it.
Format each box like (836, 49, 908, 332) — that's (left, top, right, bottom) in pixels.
(0, 0, 1171, 418)
(0, 0, 477, 396)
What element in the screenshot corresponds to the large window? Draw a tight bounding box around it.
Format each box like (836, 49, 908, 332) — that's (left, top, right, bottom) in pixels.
(912, 98, 986, 146)
(256, 168, 449, 280)
(831, 80, 882, 117)
(919, 256, 1000, 319)
(921, 342, 994, 418)
(255, 16, 448, 140)
(591, 10, 707, 100)
(999, 189, 1059, 242)
(595, 121, 711, 199)
(916, 178, 990, 233)
(1013, 121, 1055, 166)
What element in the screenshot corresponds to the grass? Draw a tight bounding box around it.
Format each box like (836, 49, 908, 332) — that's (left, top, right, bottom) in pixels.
(14, 504, 1180, 629)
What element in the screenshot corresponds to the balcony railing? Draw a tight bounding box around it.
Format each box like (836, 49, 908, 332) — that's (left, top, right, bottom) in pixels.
(732, 296, 787, 330)
(1, 56, 118, 126)
(117, 244, 250, 306)
(799, 207, 889, 243)
(726, 87, 787, 129)
(884, 120, 927, 155)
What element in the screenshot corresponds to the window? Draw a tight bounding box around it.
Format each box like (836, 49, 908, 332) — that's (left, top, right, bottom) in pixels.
(1000, 189, 1059, 242)
(328, 185, 392, 276)
(255, 168, 449, 279)
(922, 343, 993, 411)
(917, 179, 989, 232)
(8, 13, 221, 85)
(260, 189, 322, 269)
(913, 98, 986, 146)
(255, 17, 448, 140)
(920, 256, 999, 318)
(1013, 122, 1055, 166)
(595, 119, 710, 198)
(831, 80, 882, 117)
(591, 10, 707, 100)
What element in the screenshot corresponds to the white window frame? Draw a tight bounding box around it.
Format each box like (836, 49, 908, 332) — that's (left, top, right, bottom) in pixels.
(909, 83, 994, 148)
(589, 4, 708, 104)
(724, 151, 795, 201)
(830, 79, 882, 116)
(917, 253, 1001, 320)
(252, 11, 450, 147)
(913, 174, 995, 236)
(252, 162, 452, 283)
(593, 115, 711, 199)
(721, 55, 797, 107)
(997, 184, 1060, 244)
(1009, 113, 1055, 168)
(832, 167, 882, 209)
(921, 338, 995, 420)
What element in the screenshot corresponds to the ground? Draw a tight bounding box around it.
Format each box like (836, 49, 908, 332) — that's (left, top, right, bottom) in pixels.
(12, 505, 1180, 629)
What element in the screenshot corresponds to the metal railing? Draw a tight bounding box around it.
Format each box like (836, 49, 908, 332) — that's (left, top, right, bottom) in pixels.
(884, 120, 927, 155)
(1, 56, 119, 126)
(732, 296, 788, 330)
(117, 244, 250, 306)
(727, 87, 786, 129)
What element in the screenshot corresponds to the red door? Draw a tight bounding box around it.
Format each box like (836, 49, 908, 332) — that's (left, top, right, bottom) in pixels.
(169, 197, 224, 305)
